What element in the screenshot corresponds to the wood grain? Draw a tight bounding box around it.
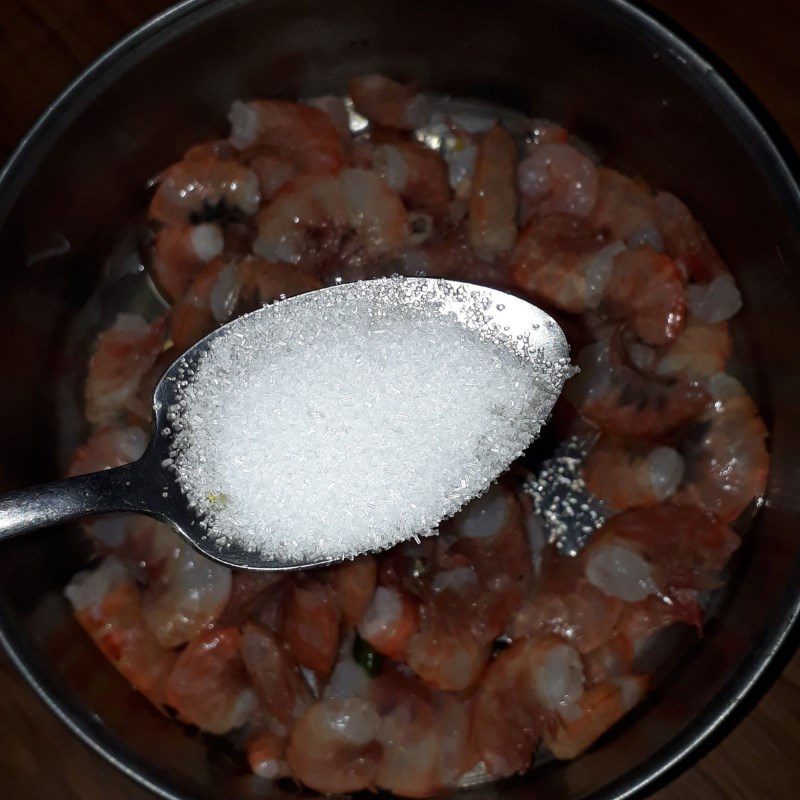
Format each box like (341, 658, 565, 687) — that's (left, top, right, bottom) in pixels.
(0, 1, 798, 798)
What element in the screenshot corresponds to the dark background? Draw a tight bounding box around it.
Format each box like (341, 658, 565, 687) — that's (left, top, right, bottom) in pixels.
(0, 1, 798, 797)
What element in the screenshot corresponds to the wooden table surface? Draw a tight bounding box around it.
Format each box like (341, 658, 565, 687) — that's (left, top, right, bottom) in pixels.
(0, 1, 798, 798)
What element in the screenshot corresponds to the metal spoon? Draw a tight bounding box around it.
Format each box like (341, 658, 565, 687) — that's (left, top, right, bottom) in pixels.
(0, 277, 570, 571)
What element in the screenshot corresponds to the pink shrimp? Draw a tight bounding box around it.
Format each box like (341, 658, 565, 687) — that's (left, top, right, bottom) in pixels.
(228, 99, 345, 174)
(253, 169, 409, 273)
(165, 627, 257, 734)
(286, 696, 383, 793)
(139, 524, 232, 648)
(84, 313, 166, 426)
(472, 636, 585, 778)
(358, 585, 418, 660)
(373, 670, 477, 796)
(581, 504, 739, 603)
(368, 140, 451, 219)
(151, 223, 224, 303)
(510, 215, 624, 313)
(348, 73, 430, 130)
(306, 94, 352, 149)
(246, 730, 291, 780)
(324, 555, 377, 628)
(543, 675, 649, 759)
(589, 167, 661, 249)
(245, 151, 297, 203)
(64, 557, 176, 708)
(217, 571, 284, 626)
(518, 142, 598, 222)
(283, 578, 341, 677)
(674, 377, 768, 521)
(67, 426, 148, 478)
(527, 119, 569, 145)
(656, 320, 731, 379)
(603, 246, 686, 345)
(241, 622, 311, 730)
(565, 332, 709, 439)
(183, 139, 238, 161)
(149, 157, 261, 225)
(468, 123, 518, 261)
(510, 550, 623, 654)
(654, 191, 727, 282)
(583, 436, 685, 509)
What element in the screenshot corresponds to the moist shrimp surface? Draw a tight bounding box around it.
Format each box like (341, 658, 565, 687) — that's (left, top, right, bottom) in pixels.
(65, 72, 767, 796)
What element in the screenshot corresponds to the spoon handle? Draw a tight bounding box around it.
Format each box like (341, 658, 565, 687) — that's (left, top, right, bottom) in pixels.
(0, 462, 147, 542)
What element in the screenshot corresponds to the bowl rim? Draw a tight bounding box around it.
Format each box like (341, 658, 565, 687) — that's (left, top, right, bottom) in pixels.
(1, 1, 799, 798)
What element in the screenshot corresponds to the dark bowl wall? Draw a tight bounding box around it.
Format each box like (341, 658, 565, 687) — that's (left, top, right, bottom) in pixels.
(0, 1, 799, 799)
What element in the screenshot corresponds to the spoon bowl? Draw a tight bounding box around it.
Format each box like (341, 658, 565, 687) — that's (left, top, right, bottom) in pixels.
(0, 277, 570, 570)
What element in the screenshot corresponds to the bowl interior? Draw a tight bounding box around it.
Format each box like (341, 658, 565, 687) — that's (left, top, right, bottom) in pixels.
(1, 1, 800, 799)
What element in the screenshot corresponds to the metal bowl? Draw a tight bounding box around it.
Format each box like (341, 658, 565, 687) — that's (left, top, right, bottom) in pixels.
(0, 1, 798, 798)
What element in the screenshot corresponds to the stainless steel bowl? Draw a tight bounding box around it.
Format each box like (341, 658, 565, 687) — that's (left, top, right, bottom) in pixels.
(1, 1, 799, 798)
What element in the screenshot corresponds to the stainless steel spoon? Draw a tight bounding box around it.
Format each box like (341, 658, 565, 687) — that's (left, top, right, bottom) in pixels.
(0, 277, 570, 571)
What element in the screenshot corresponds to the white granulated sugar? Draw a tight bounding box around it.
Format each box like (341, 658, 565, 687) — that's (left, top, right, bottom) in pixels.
(169, 278, 570, 561)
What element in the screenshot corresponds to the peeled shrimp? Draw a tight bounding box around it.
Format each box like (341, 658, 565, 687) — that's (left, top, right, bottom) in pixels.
(242, 622, 311, 730)
(472, 636, 584, 778)
(675, 377, 768, 521)
(584, 436, 685, 509)
(510, 215, 624, 313)
(518, 142, 598, 222)
(603, 246, 685, 345)
(140, 522, 232, 648)
(165, 627, 257, 734)
(348, 73, 430, 130)
(589, 167, 661, 248)
(245, 151, 297, 203)
(286, 696, 382, 793)
(656, 320, 731, 379)
(544, 675, 648, 759)
(468, 124, 518, 261)
(85, 313, 166, 426)
(324, 555, 377, 628)
(149, 157, 261, 225)
(246, 730, 291, 780)
(654, 191, 727, 282)
(565, 332, 708, 438)
(68, 426, 148, 478)
(283, 579, 341, 677)
(358, 585, 418, 660)
(228, 99, 345, 174)
(65, 557, 176, 707)
(151, 223, 224, 303)
(253, 169, 409, 271)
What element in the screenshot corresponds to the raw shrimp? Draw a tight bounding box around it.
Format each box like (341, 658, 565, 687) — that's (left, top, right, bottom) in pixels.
(348, 73, 430, 130)
(583, 436, 685, 509)
(518, 142, 598, 222)
(358, 585, 418, 660)
(369, 141, 451, 219)
(140, 524, 232, 648)
(472, 636, 584, 778)
(675, 377, 768, 521)
(283, 579, 341, 677)
(565, 332, 709, 438)
(589, 167, 662, 249)
(656, 320, 731, 379)
(253, 169, 409, 272)
(654, 191, 727, 282)
(151, 223, 224, 303)
(306, 94, 352, 148)
(527, 119, 569, 146)
(245, 151, 296, 203)
(165, 627, 257, 734)
(242, 622, 311, 730)
(85, 313, 166, 426)
(65, 557, 176, 707)
(67, 426, 148, 478)
(324, 555, 377, 628)
(510, 215, 624, 313)
(686, 274, 742, 324)
(603, 246, 686, 345)
(581, 503, 739, 602)
(246, 730, 291, 780)
(218, 571, 284, 626)
(373, 670, 477, 796)
(228, 99, 345, 174)
(149, 157, 261, 225)
(468, 124, 518, 261)
(286, 696, 383, 793)
(543, 675, 648, 759)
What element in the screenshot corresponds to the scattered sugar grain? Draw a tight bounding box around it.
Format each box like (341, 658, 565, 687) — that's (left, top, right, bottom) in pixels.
(170, 278, 571, 561)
